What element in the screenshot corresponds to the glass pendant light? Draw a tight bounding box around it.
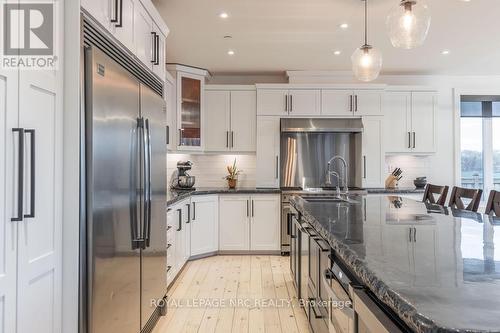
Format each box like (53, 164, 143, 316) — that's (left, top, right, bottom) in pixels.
(386, 0, 431, 49)
(351, 0, 382, 82)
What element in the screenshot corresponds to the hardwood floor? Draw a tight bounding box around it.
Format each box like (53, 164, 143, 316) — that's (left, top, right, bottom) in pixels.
(154, 255, 311, 333)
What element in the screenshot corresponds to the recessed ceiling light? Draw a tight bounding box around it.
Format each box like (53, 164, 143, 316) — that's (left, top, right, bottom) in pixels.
(334, 50, 342, 55)
(339, 23, 349, 29)
(227, 50, 235, 56)
(441, 50, 450, 55)
(219, 12, 229, 19)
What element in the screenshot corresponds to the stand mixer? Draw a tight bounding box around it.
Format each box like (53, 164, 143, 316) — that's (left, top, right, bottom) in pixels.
(171, 161, 196, 190)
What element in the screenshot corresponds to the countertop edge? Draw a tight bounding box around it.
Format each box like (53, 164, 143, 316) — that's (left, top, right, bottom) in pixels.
(167, 188, 282, 206)
(290, 196, 489, 333)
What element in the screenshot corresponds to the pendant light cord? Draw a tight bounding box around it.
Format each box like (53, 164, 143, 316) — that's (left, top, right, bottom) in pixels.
(364, 0, 368, 46)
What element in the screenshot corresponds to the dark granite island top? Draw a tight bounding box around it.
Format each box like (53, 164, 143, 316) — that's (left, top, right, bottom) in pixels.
(290, 194, 500, 333)
(167, 187, 281, 206)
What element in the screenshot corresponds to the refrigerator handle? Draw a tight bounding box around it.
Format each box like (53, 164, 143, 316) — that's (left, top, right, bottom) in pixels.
(131, 119, 142, 249)
(143, 119, 152, 248)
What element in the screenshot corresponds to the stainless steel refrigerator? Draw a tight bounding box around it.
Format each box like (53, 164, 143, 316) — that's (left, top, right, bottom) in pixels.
(83, 45, 167, 333)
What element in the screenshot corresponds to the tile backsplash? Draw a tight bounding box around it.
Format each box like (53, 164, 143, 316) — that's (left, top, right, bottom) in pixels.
(167, 153, 257, 188)
(385, 155, 430, 188)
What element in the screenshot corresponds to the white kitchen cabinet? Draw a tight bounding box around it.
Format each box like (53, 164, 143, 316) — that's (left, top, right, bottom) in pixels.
(321, 90, 353, 116)
(134, 2, 154, 68)
(383, 91, 437, 153)
(322, 90, 382, 116)
(165, 72, 176, 150)
(205, 88, 256, 152)
(83, 0, 169, 80)
(167, 65, 209, 151)
(166, 208, 177, 285)
(231, 90, 257, 151)
(411, 92, 437, 153)
(362, 117, 384, 188)
(288, 89, 321, 115)
(190, 195, 219, 256)
(0, 55, 63, 333)
(257, 89, 287, 116)
(219, 194, 281, 251)
(257, 89, 320, 116)
(0, 69, 18, 333)
(111, 0, 136, 51)
(204, 90, 231, 151)
(219, 196, 250, 251)
(256, 117, 281, 188)
(249, 195, 281, 251)
(170, 199, 191, 274)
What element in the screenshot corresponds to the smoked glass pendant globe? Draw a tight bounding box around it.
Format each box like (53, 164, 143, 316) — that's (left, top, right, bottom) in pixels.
(386, 0, 431, 49)
(351, 45, 382, 82)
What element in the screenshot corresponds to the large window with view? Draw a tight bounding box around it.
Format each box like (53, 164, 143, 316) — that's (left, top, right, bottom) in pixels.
(460, 96, 500, 201)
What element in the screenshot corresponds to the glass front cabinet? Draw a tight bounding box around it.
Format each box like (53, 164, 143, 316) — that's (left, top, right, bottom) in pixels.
(167, 64, 208, 151)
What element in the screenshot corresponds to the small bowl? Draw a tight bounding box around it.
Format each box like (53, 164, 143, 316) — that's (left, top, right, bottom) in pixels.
(414, 178, 427, 189)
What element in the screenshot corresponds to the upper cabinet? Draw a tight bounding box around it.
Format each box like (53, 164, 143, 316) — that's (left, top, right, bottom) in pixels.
(257, 89, 320, 116)
(82, 0, 169, 80)
(383, 91, 437, 154)
(205, 86, 256, 152)
(362, 117, 384, 188)
(322, 90, 382, 116)
(167, 65, 209, 151)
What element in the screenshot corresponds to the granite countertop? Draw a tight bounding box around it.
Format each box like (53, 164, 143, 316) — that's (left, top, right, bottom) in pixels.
(167, 187, 281, 206)
(290, 194, 500, 333)
(366, 187, 425, 194)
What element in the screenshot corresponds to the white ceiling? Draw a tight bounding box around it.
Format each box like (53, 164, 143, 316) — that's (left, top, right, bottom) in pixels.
(153, 0, 500, 75)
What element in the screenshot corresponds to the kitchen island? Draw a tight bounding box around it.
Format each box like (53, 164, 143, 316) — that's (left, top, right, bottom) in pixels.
(290, 194, 500, 333)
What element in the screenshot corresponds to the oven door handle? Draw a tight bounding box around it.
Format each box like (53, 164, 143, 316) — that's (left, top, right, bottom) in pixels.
(322, 269, 355, 319)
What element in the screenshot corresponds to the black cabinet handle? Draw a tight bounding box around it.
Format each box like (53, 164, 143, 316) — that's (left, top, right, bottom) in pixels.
(166, 126, 169, 145)
(192, 202, 196, 220)
(167, 243, 172, 249)
(111, 0, 119, 23)
(246, 200, 249, 217)
(349, 95, 353, 112)
(150, 32, 157, 63)
(231, 131, 234, 148)
(154, 32, 160, 65)
(11, 128, 24, 222)
(226, 131, 229, 148)
(251, 200, 254, 217)
(285, 94, 288, 112)
(413, 227, 417, 242)
(287, 213, 294, 236)
(408, 132, 411, 149)
(363, 156, 367, 179)
(290, 95, 293, 112)
(315, 238, 330, 252)
(113, 0, 123, 27)
(354, 95, 358, 112)
(24, 129, 35, 218)
(413, 132, 416, 149)
(186, 203, 191, 223)
(167, 265, 172, 272)
(275, 156, 279, 179)
(177, 209, 182, 231)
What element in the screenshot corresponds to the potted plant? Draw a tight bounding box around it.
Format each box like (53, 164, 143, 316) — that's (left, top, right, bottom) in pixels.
(224, 159, 242, 189)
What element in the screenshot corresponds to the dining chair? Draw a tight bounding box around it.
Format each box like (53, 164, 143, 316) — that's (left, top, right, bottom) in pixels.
(448, 186, 483, 212)
(485, 190, 500, 216)
(422, 184, 449, 206)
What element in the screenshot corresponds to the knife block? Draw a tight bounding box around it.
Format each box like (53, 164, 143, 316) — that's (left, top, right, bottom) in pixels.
(385, 175, 399, 189)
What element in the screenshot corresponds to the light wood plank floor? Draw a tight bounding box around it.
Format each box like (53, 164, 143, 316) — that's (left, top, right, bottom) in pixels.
(154, 255, 311, 333)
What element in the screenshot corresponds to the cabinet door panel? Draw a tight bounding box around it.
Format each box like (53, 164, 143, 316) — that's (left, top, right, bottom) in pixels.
(81, 0, 112, 30)
(190, 196, 218, 256)
(219, 196, 249, 251)
(134, 3, 153, 69)
(231, 90, 256, 152)
(256, 117, 280, 188)
(205, 90, 230, 151)
(165, 78, 176, 150)
(383, 92, 411, 153)
(288, 89, 320, 116)
(177, 73, 203, 150)
(112, 0, 135, 51)
(17, 69, 62, 333)
(354, 91, 382, 116)
(321, 90, 352, 116)
(0, 70, 18, 333)
(257, 90, 287, 116)
(362, 117, 384, 188)
(250, 195, 280, 251)
(411, 92, 436, 153)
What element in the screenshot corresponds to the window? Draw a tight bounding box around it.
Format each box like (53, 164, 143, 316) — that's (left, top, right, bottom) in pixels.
(460, 96, 500, 200)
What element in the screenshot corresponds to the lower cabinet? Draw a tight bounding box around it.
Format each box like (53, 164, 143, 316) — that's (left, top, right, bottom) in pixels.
(190, 195, 218, 256)
(219, 194, 281, 251)
(166, 198, 191, 285)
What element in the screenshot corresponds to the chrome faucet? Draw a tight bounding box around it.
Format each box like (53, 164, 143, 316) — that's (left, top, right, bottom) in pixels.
(325, 155, 349, 195)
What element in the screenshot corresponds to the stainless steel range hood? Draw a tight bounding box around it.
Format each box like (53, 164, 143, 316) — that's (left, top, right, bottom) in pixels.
(280, 118, 364, 133)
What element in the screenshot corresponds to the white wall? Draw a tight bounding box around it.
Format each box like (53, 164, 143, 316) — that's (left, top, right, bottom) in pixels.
(211, 72, 500, 188)
(168, 153, 257, 188)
